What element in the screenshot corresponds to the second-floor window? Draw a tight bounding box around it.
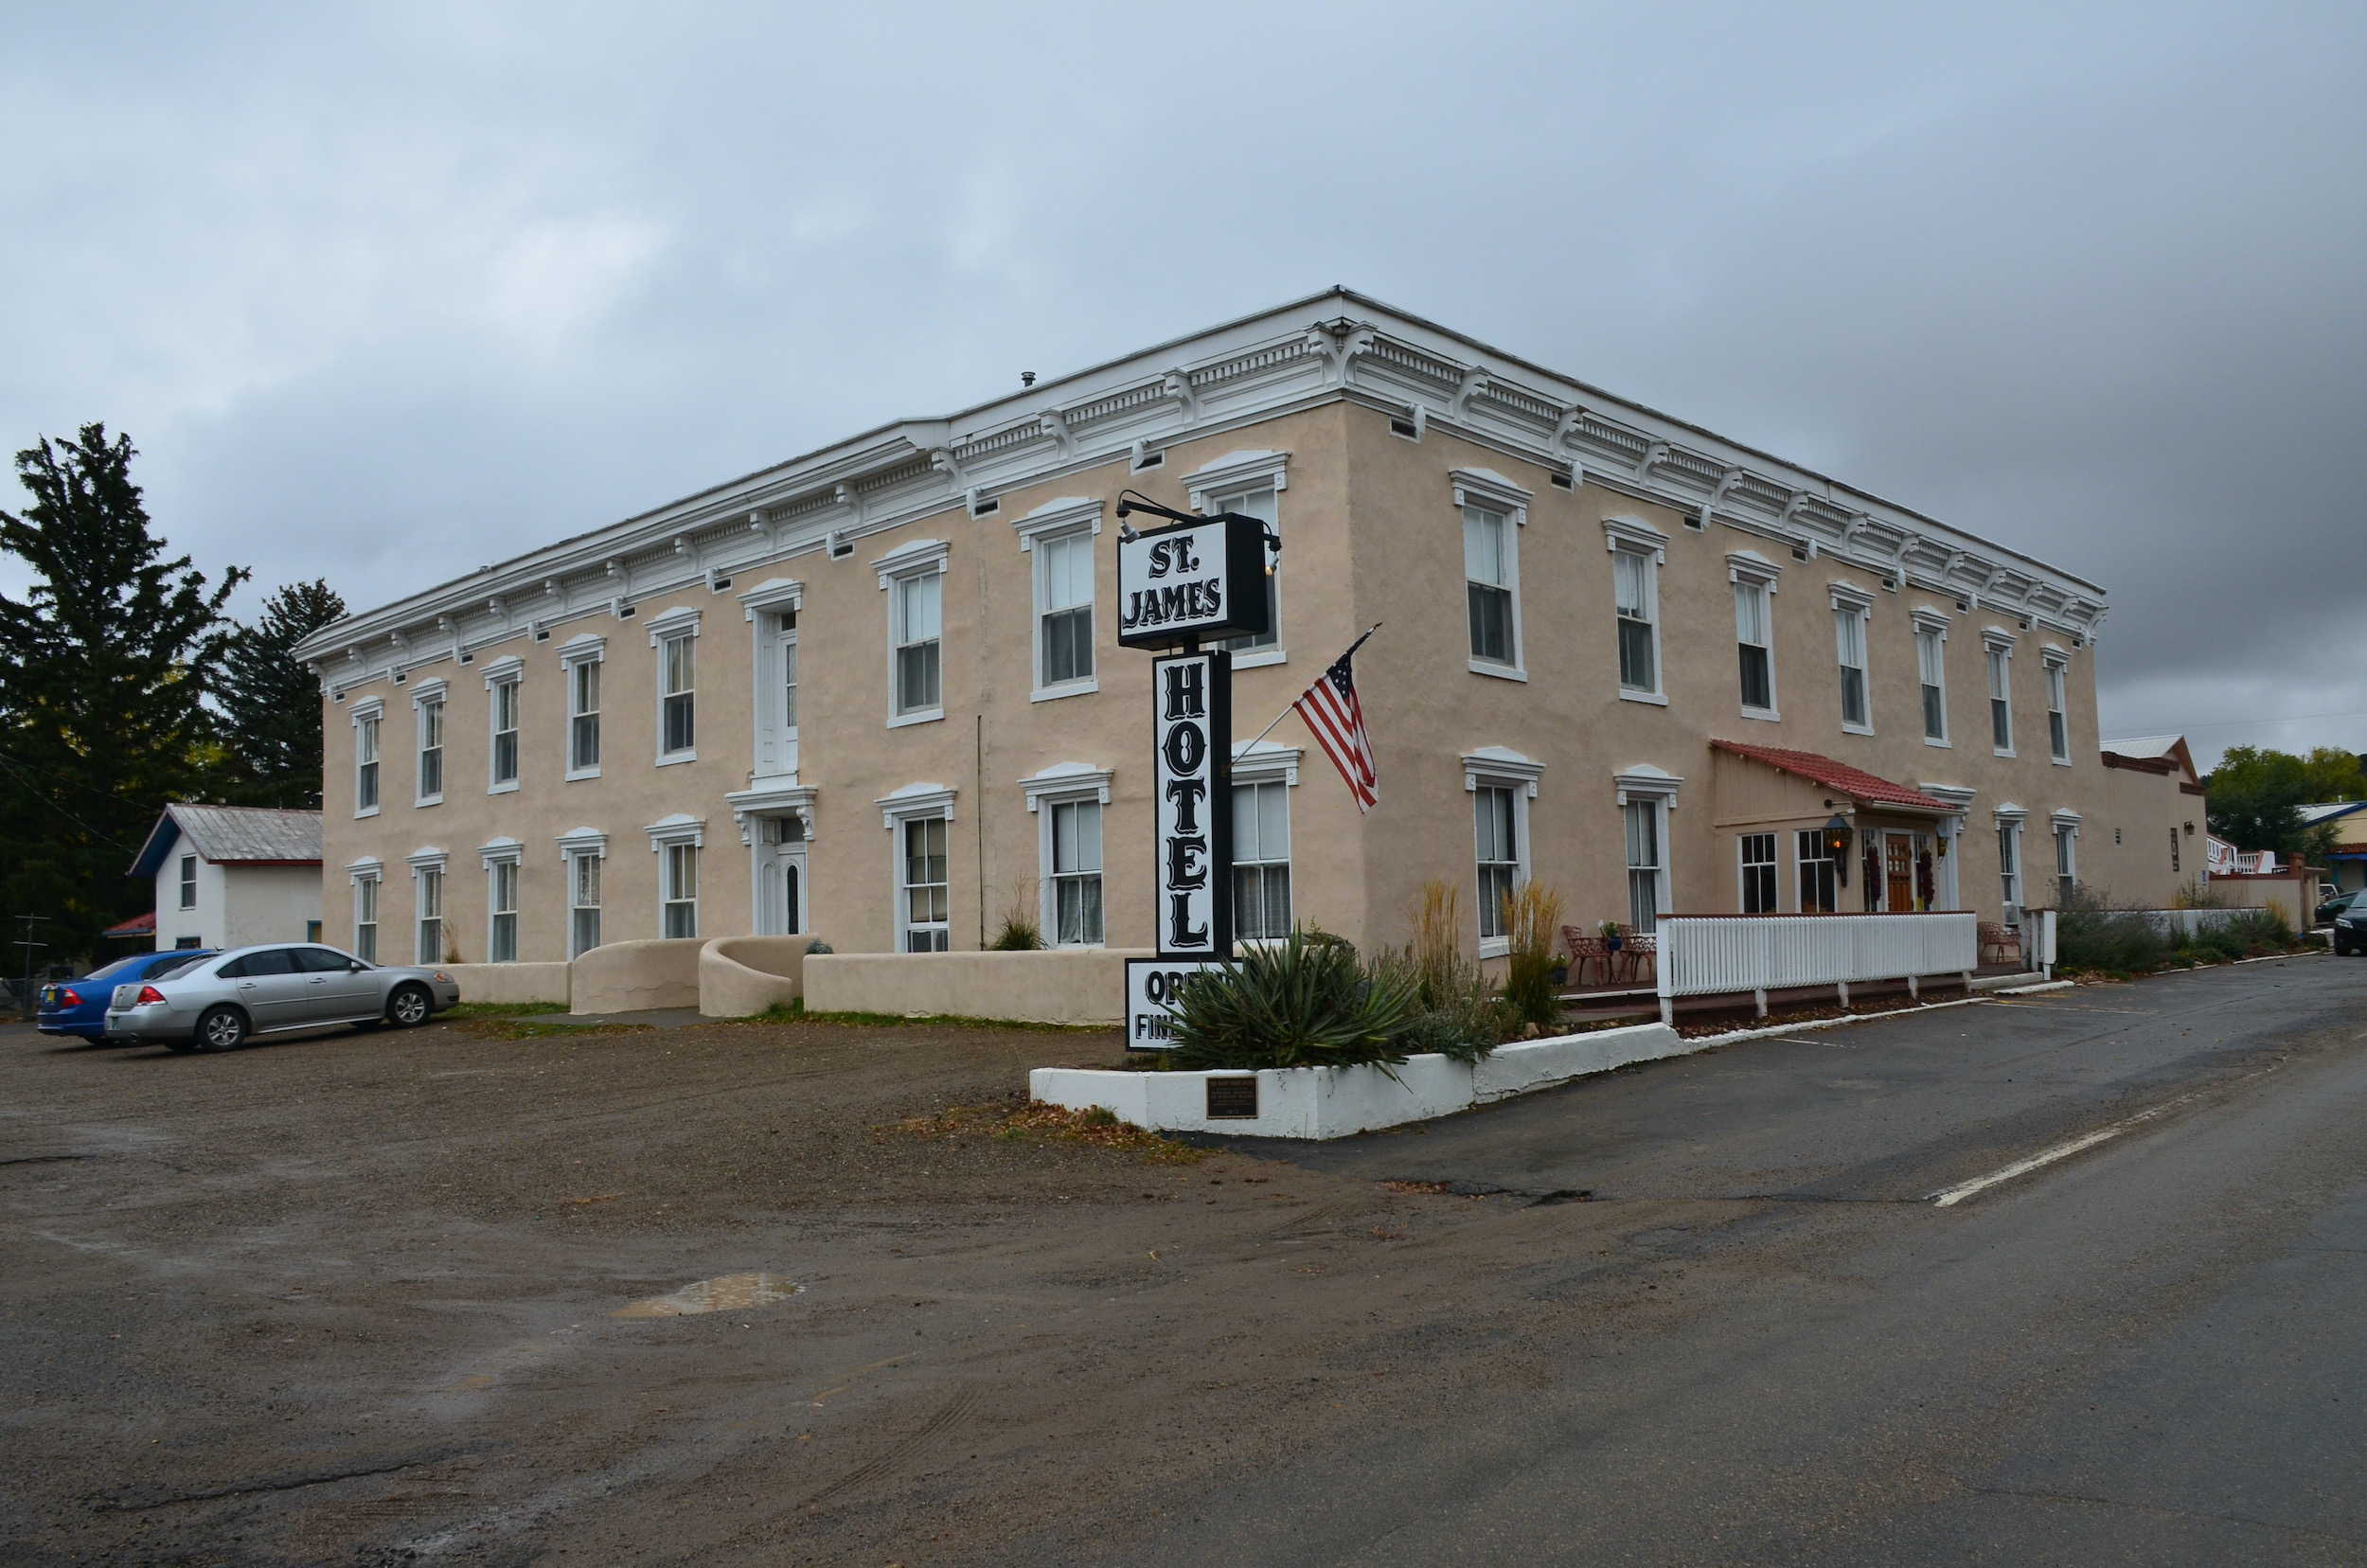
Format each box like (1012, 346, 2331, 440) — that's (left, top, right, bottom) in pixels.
(1614, 547, 1660, 697)
(1835, 604, 1870, 730)
(1464, 504, 1517, 669)
(355, 711, 381, 812)
(417, 696, 445, 802)
(659, 631, 696, 759)
(1987, 644, 2014, 754)
(1216, 485, 1281, 659)
(1036, 530, 1095, 693)
(893, 570, 942, 720)
(1916, 625, 1949, 742)
(489, 675, 521, 789)
(1735, 579, 1775, 713)
(178, 854, 198, 910)
(568, 655, 601, 775)
(2045, 658, 2070, 762)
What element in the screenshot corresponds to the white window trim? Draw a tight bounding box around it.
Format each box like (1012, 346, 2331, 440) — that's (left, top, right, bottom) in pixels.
(556, 828, 608, 960)
(1829, 584, 1875, 736)
(559, 633, 605, 782)
(1023, 764, 1112, 949)
(1614, 765, 1683, 934)
(878, 782, 957, 952)
(1201, 467, 1288, 669)
(350, 697, 384, 818)
(348, 858, 383, 961)
(1729, 554, 1782, 721)
(1455, 469, 1530, 682)
(1230, 743, 1301, 946)
(1995, 804, 2027, 919)
(875, 540, 950, 728)
(479, 837, 524, 963)
(2051, 809, 2081, 899)
(479, 656, 524, 793)
(738, 579, 805, 783)
(407, 846, 449, 966)
(1605, 518, 1668, 704)
(1737, 830, 1781, 915)
(177, 853, 199, 910)
(2042, 648, 2073, 766)
(1464, 747, 1543, 959)
(411, 679, 448, 808)
(645, 812, 705, 940)
(1913, 609, 1952, 748)
(646, 609, 702, 766)
(1984, 630, 2017, 758)
(1017, 501, 1102, 703)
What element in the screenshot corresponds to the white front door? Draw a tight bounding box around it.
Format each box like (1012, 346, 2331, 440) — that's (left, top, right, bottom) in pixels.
(755, 817, 808, 935)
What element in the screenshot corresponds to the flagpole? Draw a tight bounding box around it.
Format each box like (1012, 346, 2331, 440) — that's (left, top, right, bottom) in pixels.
(1235, 623, 1380, 754)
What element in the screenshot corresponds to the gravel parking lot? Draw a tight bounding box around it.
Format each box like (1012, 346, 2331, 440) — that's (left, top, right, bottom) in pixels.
(1, 1010, 1620, 1566)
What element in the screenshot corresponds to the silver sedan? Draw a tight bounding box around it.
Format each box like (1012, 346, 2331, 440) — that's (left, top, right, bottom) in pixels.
(103, 943, 462, 1052)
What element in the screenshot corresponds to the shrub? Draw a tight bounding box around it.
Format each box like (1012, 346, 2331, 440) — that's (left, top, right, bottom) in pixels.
(805, 937, 833, 955)
(988, 917, 1044, 951)
(2052, 885, 2170, 974)
(1501, 882, 1566, 1029)
(1368, 946, 1510, 1062)
(1166, 925, 1418, 1072)
(1410, 880, 1466, 1007)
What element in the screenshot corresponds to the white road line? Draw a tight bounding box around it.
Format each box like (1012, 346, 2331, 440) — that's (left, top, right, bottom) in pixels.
(1926, 1078, 2258, 1207)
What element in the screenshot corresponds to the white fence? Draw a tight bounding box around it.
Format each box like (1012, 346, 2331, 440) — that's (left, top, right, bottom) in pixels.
(1657, 913, 1981, 1021)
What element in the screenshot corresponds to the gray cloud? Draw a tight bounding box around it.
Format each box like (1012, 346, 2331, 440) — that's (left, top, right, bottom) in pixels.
(6, 0, 2361, 769)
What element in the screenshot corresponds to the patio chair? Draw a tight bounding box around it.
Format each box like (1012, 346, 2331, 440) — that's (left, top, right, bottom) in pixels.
(1979, 923, 2021, 967)
(1560, 925, 1611, 988)
(1621, 932, 1658, 986)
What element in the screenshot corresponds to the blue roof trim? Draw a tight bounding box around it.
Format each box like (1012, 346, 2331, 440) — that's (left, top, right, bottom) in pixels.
(128, 813, 184, 882)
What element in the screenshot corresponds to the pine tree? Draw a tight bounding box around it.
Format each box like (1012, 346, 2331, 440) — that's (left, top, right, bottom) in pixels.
(216, 579, 347, 809)
(0, 424, 246, 960)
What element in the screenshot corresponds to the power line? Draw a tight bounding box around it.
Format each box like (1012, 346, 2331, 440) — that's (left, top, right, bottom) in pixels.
(0, 749, 133, 849)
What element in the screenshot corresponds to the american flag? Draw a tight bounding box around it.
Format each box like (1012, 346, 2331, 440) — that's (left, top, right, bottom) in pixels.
(1292, 628, 1379, 813)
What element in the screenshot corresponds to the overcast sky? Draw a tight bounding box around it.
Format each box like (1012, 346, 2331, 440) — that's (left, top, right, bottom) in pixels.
(6, 0, 2361, 769)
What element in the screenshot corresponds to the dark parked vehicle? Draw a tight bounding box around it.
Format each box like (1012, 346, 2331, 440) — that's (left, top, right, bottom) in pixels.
(2315, 887, 2363, 927)
(2336, 901, 2365, 957)
(37, 950, 219, 1041)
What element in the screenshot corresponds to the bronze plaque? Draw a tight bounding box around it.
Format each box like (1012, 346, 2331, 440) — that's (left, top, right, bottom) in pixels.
(1205, 1076, 1259, 1120)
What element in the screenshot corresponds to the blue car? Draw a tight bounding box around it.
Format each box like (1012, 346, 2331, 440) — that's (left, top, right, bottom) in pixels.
(38, 950, 219, 1041)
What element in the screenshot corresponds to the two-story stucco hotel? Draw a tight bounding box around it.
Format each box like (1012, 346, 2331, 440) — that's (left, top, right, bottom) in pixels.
(297, 290, 2189, 970)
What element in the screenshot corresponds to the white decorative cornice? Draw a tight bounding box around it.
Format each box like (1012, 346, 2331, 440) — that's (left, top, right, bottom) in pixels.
(1726, 548, 1783, 590)
(480, 654, 524, 687)
(410, 676, 448, 705)
(1020, 761, 1113, 811)
(1009, 497, 1103, 552)
(1613, 763, 1684, 807)
(1449, 467, 1532, 526)
(643, 812, 705, 849)
(1994, 801, 2028, 821)
(405, 846, 449, 870)
(737, 577, 804, 619)
(876, 782, 956, 829)
(1911, 606, 1953, 634)
(643, 606, 702, 646)
(294, 290, 2112, 686)
(349, 696, 384, 722)
(559, 632, 606, 664)
(1183, 449, 1290, 510)
(724, 783, 818, 842)
(554, 826, 609, 856)
(872, 538, 950, 588)
(478, 835, 525, 867)
(1603, 515, 1668, 561)
(1232, 739, 1303, 786)
(1982, 625, 2018, 650)
(1462, 746, 1545, 797)
(1828, 580, 1877, 612)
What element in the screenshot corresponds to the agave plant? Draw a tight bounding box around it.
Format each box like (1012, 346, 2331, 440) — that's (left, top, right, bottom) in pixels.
(1166, 925, 1419, 1072)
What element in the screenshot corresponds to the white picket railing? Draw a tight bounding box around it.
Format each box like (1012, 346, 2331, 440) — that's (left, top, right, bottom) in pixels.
(1657, 912, 1980, 1022)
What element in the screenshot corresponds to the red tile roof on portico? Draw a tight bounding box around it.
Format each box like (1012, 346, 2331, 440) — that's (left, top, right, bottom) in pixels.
(102, 911, 156, 938)
(1710, 739, 1957, 813)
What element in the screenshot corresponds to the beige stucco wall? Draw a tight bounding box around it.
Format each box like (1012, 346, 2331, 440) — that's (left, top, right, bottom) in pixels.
(568, 937, 703, 1014)
(696, 935, 818, 1018)
(803, 948, 1153, 1024)
(319, 400, 2140, 974)
(444, 961, 570, 1006)
(2074, 763, 2203, 907)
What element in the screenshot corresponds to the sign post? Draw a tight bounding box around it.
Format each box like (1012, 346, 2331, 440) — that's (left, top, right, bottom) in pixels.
(1114, 500, 1272, 1050)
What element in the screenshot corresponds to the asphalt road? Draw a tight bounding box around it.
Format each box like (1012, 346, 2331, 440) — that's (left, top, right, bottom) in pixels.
(4, 956, 2364, 1565)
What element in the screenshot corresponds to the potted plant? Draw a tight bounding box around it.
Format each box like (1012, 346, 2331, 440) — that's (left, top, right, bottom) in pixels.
(1599, 918, 1624, 954)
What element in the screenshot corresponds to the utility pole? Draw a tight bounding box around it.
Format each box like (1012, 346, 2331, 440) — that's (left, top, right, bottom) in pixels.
(14, 915, 50, 1021)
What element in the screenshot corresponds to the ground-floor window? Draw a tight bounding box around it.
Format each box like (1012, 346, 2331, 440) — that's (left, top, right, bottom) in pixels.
(1739, 832, 1778, 913)
(1474, 786, 1519, 941)
(489, 860, 520, 962)
(1045, 798, 1104, 946)
(1796, 829, 1838, 913)
(1999, 820, 2023, 917)
(416, 864, 444, 964)
(901, 816, 950, 952)
(353, 875, 379, 963)
(1624, 800, 1664, 933)
(662, 843, 699, 939)
(569, 851, 603, 957)
(1233, 778, 1292, 940)
(2054, 823, 2077, 905)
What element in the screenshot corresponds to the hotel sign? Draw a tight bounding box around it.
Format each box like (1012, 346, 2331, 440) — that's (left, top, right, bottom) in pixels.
(1115, 515, 1270, 650)
(1151, 650, 1232, 958)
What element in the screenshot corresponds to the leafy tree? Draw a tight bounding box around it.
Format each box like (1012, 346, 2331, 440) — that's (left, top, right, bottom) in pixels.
(2205, 745, 2340, 860)
(2297, 745, 2367, 804)
(0, 424, 246, 959)
(216, 579, 347, 809)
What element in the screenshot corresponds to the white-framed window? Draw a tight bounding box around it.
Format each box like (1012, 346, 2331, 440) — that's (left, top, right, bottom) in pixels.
(643, 814, 703, 939)
(1046, 798, 1104, 946)
(1614, 765, 1683, 935)
(874, 540, 950, 727)
(2044, 653, 2071, 764)
(1997, 811, 2026, 919)
(410, 850, 448, 965)
(1464, 748, 1543, 956)
(1985, 634, 2015, 756)
(1606, 519, 1668, 703)
(1913, 614, 1950, 744)
(178, 854, 198, 910)
(557, 829, 606, 958)
(349, 862, 382, 963)
(1454, 470, 1529, 679)
(1036, 528, 1096, 696)
(739, 580, 804, 780)
(1233, 777, 1293, 941)
(482, 658, 522, 792)
(1187, 450, 1289, 667)
(414, 681, 446, 805)
(1796, 828, 1839, 914)
(560, 635, 604, 780)
(2052, 812, 2079, 905)
(878, 785, 956, 951)
(1730, 553, 1781, 718)
(646, 610, 700, 764)
(1740, 832, 1778, 913)
(482, 839, 523, 963)
(1832, 591, 1873, 733)
(352, 699, 383, 815)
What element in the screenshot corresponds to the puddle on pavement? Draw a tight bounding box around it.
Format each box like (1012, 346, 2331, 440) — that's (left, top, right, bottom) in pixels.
(614, 1272, 804, 1318)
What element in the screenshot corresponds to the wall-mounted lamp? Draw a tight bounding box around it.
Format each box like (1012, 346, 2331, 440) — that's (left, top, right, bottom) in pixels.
(1824, 813, 1855, 885)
